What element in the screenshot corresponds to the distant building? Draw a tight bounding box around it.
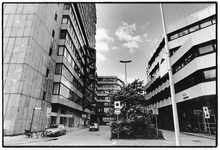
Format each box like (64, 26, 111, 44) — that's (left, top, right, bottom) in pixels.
(3, 3, 97, 135)
(96, 76, 124, 125)
(145, 5, 216, 133)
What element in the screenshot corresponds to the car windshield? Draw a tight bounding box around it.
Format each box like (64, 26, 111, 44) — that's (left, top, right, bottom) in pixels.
(48, 124, 58, 129)
(91, 123, 98, 126)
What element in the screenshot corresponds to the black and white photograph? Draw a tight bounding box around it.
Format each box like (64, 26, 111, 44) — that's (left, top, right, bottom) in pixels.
(2, 1, 217, 148)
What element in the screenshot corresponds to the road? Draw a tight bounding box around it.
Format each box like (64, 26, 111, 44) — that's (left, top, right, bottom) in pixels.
(10, 125, 216, 147)
(21, 125, 113, 146)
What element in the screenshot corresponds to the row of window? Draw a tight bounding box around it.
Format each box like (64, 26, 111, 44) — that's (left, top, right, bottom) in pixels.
(98, 78, 117, 82)
(168, 15, 216, 41)
(148, 68, 216, 104)
(174, 68, 216, 93)
(59, 31, 84, 68)
(66, 4, 86, 50)
(172, 40, 216, 74)
(98, 85, 118, 88)
(62, 16, 81, 50)
(58, 46, 83, 79)
(149, 40, 216, 80)
(55, 63, 83, 93)
(53, 82, 82, 105)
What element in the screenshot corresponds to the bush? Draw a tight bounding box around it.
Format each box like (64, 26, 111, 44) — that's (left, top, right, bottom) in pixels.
(109, 80, 164, 140)
(110, 121, 164, 139)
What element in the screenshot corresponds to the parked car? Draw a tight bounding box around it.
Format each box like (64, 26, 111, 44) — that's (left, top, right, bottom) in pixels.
(89, 123, 99, 131)
(45, 124, 66, 137)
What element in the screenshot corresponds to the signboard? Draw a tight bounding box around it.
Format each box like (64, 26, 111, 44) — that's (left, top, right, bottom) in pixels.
(203, 107, 210, 119)
(182, 91, 189, 99)
(114, 108, 121, 115)
(114, 101, 121, 109)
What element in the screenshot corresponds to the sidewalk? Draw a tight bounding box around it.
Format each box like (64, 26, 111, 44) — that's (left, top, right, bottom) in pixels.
(181, 131, 216, 140)
(3, 126, 88, 146)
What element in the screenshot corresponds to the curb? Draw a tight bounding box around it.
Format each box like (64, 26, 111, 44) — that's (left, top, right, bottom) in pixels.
(181, 132, 216, 140)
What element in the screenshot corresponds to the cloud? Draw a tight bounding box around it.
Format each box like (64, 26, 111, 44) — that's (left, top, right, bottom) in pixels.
(122, 41, 139, 54)
(95, 42, 109, 52)
(115, 21, 142, 54)
(118, 73, 135, 84)
(96, 28, 114, 42)
(95, 27, 114, 62)
(96, 51, 106, 63)
(143, 33, 157, 43)
(112, 46, 118, 50)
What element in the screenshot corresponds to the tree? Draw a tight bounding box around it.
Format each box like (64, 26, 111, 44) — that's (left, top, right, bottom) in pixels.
(108, 79, 164, 139)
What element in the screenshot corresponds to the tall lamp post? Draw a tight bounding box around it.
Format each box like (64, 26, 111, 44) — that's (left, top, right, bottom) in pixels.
(160, 4, 181, 146)
(119, 60, 132, 85)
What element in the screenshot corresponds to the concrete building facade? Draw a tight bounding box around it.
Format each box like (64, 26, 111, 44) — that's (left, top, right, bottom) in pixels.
(145, 5, 216, 133)
(3, 3, 97, 135)
(96, 76, 124, 125)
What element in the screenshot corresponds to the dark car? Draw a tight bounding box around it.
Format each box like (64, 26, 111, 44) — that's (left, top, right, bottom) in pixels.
(89, 123, 99, 131)
(45, 124, 66, 136)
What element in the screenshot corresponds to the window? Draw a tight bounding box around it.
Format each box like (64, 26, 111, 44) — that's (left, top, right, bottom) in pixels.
(55, 64, 62, 74)
(49, 47, 52, 56)
(198, 44, 214, 55)
(46, 68, 49, 77)
(62, 16, 68, 24)
(52, 30, 55, 38)
(200, 20, 212, 28)
(43, 91, 46, 100)
(60, 31, 66, 39)
(170, 33, 179, 40)
(204, 69, 216, 79)
(53, 83, 60, 94)
(58, 46, 64, 56)
(179, 29, 188, 37)
(189, 25, 200, 33)
(60, 84, 70, 99)
(55, 13, 57, 21)
(212, 17, 216, 24)
(64, 4, 70, 10)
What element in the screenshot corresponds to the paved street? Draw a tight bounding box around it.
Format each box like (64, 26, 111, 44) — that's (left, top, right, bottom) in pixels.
(3, 125, 216, 147)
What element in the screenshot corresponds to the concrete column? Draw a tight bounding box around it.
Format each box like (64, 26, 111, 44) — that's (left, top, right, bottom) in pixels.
(56, 106, 61, 124)
(66, 109, 69, 127)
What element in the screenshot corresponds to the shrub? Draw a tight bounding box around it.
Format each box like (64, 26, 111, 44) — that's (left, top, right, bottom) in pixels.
(109, 80, 164, 140)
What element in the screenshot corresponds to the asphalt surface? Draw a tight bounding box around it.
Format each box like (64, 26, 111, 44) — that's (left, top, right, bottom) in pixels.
(3, 125, 217, 147)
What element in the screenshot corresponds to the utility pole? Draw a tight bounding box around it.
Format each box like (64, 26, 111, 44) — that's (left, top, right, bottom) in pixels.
(160, 4, 181, 146)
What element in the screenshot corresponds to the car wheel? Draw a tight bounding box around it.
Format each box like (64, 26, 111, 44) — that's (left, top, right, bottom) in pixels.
(63, 130, 66, 135)
(56, 132, 59, 136)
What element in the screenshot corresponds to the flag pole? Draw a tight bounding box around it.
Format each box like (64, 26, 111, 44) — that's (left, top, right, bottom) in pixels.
(160, 3, 181, 146)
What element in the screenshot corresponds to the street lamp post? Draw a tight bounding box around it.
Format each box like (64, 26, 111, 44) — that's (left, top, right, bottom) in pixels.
(160, 4, 181, 146)
(119, 60, 132, 85)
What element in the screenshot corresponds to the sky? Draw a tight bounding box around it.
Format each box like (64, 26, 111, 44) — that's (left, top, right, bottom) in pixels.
(95, 3, 213, 84)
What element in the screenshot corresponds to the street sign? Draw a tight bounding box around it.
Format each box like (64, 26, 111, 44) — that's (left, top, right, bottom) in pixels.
(114, 101, 121, 109)
(203, 107, 209, 113)
(205, 113, 210, 119)
(114, 108, 121, 115)
(203, 107, 210, 119)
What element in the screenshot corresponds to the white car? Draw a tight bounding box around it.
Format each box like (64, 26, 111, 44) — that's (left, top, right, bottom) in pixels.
(89, 123, 99, 131)
(45, 124, 66, 137)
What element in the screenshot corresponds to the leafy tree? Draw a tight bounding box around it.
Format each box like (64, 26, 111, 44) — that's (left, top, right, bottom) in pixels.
(108, 79, 164, 139)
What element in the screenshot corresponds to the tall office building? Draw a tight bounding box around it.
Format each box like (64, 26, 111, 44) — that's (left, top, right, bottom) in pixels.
(3, 3, 97, 135)
(145, 5, 216, 133)
(96, 76, 124, 125)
